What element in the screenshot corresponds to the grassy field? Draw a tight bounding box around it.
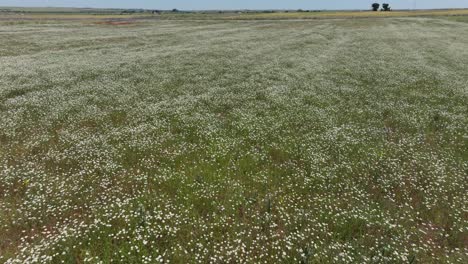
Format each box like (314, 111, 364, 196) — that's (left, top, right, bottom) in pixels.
(0, 12, 467, 264)
(1, 8, 468, 21)
(179, 9, 468, 20)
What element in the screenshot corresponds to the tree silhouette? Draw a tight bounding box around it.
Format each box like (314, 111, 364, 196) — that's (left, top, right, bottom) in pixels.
(372, 3, 380, 11)
(382, 3, 391, 11)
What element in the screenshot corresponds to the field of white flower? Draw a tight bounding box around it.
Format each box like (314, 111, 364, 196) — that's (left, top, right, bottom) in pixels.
(0, 16, 467, 263)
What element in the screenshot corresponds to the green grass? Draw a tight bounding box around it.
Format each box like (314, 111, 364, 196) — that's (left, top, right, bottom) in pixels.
(0, 15, 467, 263)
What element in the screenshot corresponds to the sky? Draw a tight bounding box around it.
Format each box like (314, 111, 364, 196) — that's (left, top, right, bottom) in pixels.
(1, 0, 468, 10)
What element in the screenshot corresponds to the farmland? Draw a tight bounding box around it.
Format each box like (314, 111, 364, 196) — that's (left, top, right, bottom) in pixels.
(0, 11, 467, 264)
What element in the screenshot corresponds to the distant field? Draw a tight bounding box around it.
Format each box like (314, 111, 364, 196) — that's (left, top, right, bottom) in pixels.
(0, 11, 467, 264)
(228, 9, 468, 19)
(1, 8, 468, 22)
(0, 6, 132, 13)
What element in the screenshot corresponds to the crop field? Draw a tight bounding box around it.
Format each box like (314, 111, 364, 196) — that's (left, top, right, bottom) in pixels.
(2, 9, 468, 22)
(0, 14, 467, 263)
(183, 9, 468, 20)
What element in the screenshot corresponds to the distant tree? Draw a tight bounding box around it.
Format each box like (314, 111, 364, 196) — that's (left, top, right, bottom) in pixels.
(121, 10, 135, 15)
(382, 3, 391, 11)
(172, 8, 179, 12)
(372, 3, 380, 11)
(297, 9, 304, 12)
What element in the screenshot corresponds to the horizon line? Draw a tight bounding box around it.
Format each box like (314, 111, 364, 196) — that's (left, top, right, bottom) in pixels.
(2, 6, 468, 12)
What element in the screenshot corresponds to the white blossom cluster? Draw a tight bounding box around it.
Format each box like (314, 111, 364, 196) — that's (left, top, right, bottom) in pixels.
(0, 17, 467, 263)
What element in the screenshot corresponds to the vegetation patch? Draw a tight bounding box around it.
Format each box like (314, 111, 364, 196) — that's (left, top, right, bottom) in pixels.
(0, 14, 467, 264)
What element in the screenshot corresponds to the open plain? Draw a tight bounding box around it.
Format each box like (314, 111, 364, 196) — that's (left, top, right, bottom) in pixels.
(0, 11, 467, 263)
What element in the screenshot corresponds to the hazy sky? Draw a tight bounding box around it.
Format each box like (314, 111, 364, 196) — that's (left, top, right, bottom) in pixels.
(1, 0, 468, 10)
